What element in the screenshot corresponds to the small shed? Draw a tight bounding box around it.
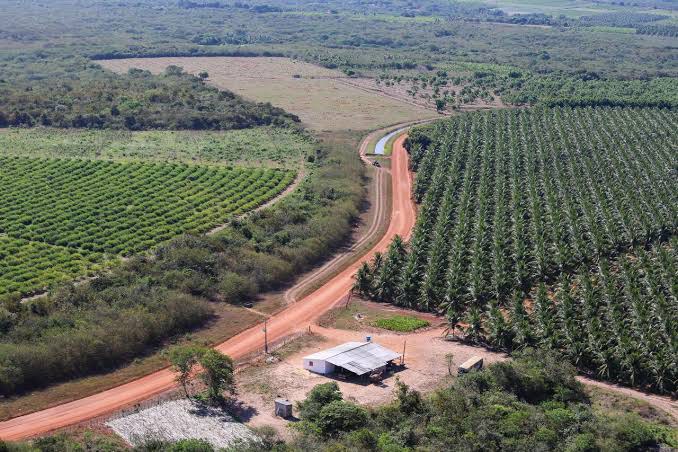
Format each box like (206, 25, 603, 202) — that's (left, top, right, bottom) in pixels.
(303, 341, 401, 377)
(274, 398, 293, 418)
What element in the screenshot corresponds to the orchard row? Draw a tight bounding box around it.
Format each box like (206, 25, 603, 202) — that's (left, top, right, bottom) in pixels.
(0, 157, 294, 296)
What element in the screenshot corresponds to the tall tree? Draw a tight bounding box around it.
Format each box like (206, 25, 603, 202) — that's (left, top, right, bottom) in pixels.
(485, 300, 512, 350)
(168, 345, 204, 398)
(374, 235, 407, 303)
(510, 290, 532, 350)
(199, 349, 235, 405)
(353, 262, 374, 298)
(533, 282, 558, 349)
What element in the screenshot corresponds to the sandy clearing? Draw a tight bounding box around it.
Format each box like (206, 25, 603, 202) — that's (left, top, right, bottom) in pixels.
(338, 77, 505, 112)
(236, 325, 508, 435)
(236, 322, 678, 434)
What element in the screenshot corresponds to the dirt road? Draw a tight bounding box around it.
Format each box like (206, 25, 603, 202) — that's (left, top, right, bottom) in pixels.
(284, 119, 434, 306)
(0, 134, 417, 441)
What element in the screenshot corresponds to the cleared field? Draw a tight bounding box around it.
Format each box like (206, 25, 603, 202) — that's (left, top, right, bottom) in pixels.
(0, 157, 294, 296)
(99, 57, 437, 131)
(0, 127, 312, 168)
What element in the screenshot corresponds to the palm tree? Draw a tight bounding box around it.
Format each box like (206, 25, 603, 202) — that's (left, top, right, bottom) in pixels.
(374, 235, 407, 303)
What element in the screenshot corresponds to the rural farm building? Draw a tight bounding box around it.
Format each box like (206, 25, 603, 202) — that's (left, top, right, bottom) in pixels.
(303, 341, 401, 376)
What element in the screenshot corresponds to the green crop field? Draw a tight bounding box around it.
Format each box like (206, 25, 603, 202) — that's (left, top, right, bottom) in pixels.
(356, 106, 677, 393)
(0, 127, 312, 168)
(0, 236, 102, 297)
(373, 315, 430, 332)
(0, 157, 295, 297)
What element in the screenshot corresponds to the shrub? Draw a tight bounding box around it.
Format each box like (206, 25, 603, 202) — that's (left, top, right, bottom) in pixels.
(297, 382, 343, 422)
(316, 401, 369, 437)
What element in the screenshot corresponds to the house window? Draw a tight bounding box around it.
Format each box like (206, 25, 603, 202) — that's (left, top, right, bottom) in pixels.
(309, 361, 314, 366)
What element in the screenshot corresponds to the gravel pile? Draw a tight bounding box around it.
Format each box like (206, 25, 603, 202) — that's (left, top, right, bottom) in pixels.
(107, 399, 256, 448)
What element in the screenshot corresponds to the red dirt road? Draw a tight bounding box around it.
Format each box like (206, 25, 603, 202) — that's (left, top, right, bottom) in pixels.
(0, 135, 416, 441)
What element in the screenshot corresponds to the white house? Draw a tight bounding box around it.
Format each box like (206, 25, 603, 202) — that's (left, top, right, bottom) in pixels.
(303, 341, 401, 376)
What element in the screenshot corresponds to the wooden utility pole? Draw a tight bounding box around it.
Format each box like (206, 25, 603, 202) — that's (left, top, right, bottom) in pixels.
(263, 319, 268, 354)
(401, 340, 406, 366)
(345, 289, 353, 309)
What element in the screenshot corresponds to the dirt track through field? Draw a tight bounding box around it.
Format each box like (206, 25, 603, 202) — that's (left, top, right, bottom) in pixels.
(0, 132, 417, 441)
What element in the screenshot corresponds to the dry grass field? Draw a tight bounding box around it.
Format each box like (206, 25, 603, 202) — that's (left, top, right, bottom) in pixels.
(99, 57, 438, 131)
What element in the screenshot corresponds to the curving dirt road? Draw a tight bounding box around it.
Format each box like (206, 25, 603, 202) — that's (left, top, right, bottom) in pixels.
(284, 119, 434, 306)
(283, 127, 390, 306)
(0, 134, 417, 441)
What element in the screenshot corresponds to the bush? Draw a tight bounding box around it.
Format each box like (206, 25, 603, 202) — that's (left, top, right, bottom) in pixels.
(219, 271, 257, 302)
(297, 382, 343, 422)
(316, 400, 369, 437)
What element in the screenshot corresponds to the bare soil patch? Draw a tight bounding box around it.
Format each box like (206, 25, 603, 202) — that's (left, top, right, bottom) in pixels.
(318, 298, 443, 333)
(99, 57, 437, 131)
(586, 386, 676, 427)
(234, 325, 507, 436)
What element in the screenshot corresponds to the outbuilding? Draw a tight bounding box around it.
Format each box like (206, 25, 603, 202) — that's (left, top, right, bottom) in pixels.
(303, 341, 401, 377)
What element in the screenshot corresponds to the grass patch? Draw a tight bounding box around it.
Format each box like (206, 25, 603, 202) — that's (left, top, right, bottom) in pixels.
(372, 315, 430, 332)
(318, 300, 433, 332)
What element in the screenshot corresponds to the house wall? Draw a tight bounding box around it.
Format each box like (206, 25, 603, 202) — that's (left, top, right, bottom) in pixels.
(303, 358, 335, 374)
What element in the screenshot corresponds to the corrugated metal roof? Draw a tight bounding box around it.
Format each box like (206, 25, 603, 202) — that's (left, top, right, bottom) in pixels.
(303, 342, 365, 360)
(304, 342, 401, 376)
(361, 342, 401, 362)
